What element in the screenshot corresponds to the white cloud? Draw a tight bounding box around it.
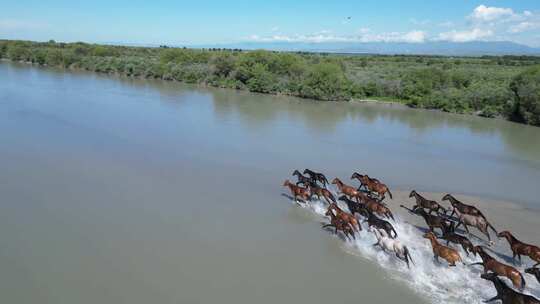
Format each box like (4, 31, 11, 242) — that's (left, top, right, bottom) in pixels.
(509, 21, 540, 33)
(437, 28, 493, 42)
(470, 5, 515, 22)
(247, 30, 426, 44)
(410, 18, 430, 26)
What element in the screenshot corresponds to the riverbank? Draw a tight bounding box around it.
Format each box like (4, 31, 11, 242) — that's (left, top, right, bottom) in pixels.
(1, 39, 539, 126)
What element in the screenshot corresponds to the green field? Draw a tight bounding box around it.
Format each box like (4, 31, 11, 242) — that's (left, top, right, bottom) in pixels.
(1, 39, 539, 126)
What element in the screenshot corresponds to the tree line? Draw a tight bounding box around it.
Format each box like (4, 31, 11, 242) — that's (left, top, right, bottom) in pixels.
(1, 39, 539, 126)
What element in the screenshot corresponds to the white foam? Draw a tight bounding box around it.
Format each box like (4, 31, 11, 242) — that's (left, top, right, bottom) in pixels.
(292, 192, 540, 304)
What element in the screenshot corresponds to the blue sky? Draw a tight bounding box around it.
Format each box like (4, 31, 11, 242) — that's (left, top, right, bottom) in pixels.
(1, 0, 540, 46)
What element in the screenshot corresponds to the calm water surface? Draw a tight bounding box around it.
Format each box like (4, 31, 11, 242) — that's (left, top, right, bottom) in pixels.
(1, 62, 539, 304)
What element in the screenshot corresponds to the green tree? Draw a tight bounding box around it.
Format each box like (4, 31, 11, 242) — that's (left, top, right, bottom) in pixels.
(509, 66, 540, 125)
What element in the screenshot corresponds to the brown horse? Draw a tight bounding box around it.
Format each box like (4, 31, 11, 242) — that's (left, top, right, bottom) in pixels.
(471, 246, 526, 290)
(323, 209, 356, 241)
(498, 231, 540, 267)
(332, 178, 364, 202)
(362, 197, 395, 221)
(351, 172, 393, 200)
(283, 180, 311, 203)
(423, 232, 463, 266)
(327, 203, 361, 232)
(307, 184, 336, 204)
(481, 272, 539, 304)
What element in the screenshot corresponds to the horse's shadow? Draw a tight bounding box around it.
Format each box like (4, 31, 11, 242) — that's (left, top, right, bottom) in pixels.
(321, 225, 353, 242)
(483, 246, 516, 265)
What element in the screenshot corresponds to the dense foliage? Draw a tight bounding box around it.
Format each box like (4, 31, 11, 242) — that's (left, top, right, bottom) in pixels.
(1, 39, 540, 125)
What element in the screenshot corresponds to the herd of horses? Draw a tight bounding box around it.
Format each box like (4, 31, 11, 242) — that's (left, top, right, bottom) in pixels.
(283, 169, 540, 304)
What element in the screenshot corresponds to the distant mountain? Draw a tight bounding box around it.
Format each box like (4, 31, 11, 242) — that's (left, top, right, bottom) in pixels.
(199, 41, 540, 56)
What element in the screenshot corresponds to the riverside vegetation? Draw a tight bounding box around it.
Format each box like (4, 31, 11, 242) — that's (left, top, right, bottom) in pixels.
(1, 39, 539, 126)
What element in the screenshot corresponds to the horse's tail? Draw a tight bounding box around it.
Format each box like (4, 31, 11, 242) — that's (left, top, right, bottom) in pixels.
(404, 246, 414, 268)
(386, 188, 393, 199)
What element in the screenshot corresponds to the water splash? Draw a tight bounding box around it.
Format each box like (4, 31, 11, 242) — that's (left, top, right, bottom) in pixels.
(291, 195, 540, 304)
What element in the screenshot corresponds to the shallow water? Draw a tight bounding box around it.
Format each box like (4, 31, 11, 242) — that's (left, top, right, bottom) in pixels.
(1, 62, 539, 304)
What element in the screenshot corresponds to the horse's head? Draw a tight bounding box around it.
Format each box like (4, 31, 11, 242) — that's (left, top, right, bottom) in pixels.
(325, 208, 335, 217)
(350, 172, 360, 180)
(442, 194, 452, 202)
(282, 180, 290, 187)
(292, 170, 301, 177)
(302, 169, 311, 175)
(331, 178, 341, 185)
(408, 190, 416, 198)
(525, 268, 539, 276)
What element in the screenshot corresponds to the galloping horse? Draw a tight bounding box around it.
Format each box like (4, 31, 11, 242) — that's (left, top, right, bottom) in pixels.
(332, 178, 364, 202)
(481, 273, 539, 304)
(283, 180, 311, 204)
(409, 190, 447, 215)
(327, 203, 361, 232)
(351, 172, 392, 200)
(371, 228, 414, 269)
(323, 209, 356, 241)
(471, 246, 526, 290)
(498, 231, 540, 267)
(303, 169, 329, 188)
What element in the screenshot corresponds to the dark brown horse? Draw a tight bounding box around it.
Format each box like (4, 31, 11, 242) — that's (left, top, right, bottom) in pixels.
(283, 180, 311, 203)
(323, 209, 356, 241)
(338, 195, 368, 217)
(471, 246, 526, 290)
(292, 170, 315, 187)
(351, 172, 392, 200)
(525, 267, 540, 284)
(332, 178, 364, 202)
(441, 223, 475, 256)
(363, 210, 397, 238)
(442, 194, 486, 219)
(481, 272, 539, 304)
(409, 190, 447, 215)
(498, 231, 540, 267)
(401, 204, 450, 235)
(327, 203, 361, 232)
(307, 184, 336, 204)
(303, 169, 329, 188)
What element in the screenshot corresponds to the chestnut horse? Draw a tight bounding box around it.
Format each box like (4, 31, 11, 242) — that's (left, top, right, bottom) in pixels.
(471, 246, 526, 290)
(283, 180, 311, 204)
(307, 184, 336, 204)
(327, 203, 361, 232)
(424, 232, 462, 266)
(323, 209, 356, 241)
(498, 231, 540, 267)
(351, 172, 392, 200)
(331, 178, 364, 202)
(358, 193, 395, 221)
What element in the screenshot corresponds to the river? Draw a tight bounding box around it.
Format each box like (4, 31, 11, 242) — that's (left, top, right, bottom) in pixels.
(1, 62, 539, 304)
